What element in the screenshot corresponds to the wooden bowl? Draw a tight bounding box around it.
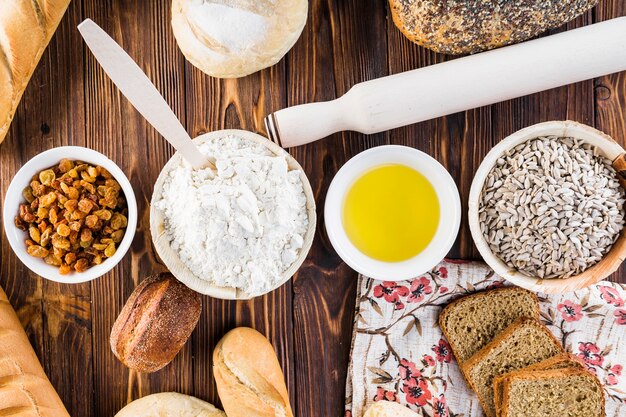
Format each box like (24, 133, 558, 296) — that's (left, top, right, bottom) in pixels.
(469, 121, 626, 294)
(150, 130, 316, 300)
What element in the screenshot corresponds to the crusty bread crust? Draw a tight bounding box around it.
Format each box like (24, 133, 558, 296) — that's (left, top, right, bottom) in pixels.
(0, 286, 70, 416)
(461, 317, 564, 417)
(493, 353, 587, 415)
(0, 0, 71, 144)
(110, 273, 201, 373)
(213, 327, 294, 417)
(500, 368, 605, 417)
(439, 286, 539, 365)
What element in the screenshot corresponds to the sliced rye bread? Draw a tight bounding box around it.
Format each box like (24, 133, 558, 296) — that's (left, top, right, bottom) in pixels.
(500, 368, 605, 417)
(461, 318, 564, 417)
(439, 287, 539, 364)
(493, 353, 587, 415)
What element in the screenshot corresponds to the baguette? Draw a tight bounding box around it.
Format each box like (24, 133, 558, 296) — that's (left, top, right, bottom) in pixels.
(0, 0, 71, 144)
(115, 392, 226, 417)
(213, 327, 293, 417)
(0, 285, 70, 417)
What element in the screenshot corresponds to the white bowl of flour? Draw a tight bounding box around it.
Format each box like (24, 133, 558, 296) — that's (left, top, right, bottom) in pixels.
(150, 130, 316, 299)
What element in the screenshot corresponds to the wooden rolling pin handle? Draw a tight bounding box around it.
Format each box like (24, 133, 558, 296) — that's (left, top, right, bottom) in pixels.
(265, 17, 626, 148)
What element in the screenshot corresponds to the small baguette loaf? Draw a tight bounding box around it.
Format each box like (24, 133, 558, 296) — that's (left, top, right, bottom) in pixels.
(213, 327, 293, 417)
(0, 0, 71, 144)
(115, 392, 226, 417)
(0, 285, 70, 417)
(110, 273, 201, 373)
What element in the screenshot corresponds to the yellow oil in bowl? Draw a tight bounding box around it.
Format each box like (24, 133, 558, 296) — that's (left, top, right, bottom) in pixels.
(342, 164, 440, 262)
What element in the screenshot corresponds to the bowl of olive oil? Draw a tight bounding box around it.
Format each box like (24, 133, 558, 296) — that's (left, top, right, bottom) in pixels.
(325, 145, 460, 280)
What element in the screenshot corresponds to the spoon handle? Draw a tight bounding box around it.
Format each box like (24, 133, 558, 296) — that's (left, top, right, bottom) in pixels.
(78, 19, 215, 170)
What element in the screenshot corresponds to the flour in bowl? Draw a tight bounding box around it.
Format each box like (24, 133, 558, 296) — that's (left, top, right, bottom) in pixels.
(155, 135, 309, 295)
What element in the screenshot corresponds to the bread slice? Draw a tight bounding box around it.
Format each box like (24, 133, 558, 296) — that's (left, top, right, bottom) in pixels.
(462, 318, 564, 417)
(439, 287, 539, 364)
(493, 353, 586, 415)
(500, 368, 605, 417)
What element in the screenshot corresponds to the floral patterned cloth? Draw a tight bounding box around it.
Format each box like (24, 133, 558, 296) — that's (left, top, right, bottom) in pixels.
(345, 260, 626, 417)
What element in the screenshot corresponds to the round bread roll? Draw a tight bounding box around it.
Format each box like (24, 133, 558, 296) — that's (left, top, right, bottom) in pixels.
(171, 0, 308, 78)
(115, 392, 226, 417)
(363, 401, 419, 417)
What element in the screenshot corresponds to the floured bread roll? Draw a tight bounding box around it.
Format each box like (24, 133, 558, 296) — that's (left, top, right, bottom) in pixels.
(364, 401, 419, 417)
(115, 392, 226, 417)
(171, 0, 308, 78)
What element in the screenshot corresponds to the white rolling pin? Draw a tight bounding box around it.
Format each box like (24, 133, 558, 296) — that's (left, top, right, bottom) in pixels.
(265, 17, 626, 148)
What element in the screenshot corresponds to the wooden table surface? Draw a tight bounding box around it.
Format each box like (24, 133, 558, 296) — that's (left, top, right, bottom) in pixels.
(1, 1, 626, 416)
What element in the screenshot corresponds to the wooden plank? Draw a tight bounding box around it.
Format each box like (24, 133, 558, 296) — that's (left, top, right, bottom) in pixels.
(595, 3, 626, 285)
(81, 0, 192, 414)
(182, 12, 294, 412)
(288, 1, 387, 416)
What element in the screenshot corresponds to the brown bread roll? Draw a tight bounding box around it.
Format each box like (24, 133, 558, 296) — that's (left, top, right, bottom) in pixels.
(388, 0, 598, 55)
(110, 273, 201, 373)
(0, 285, 70, 417)
(0, 0, 71, 144)
(213, 327, 293, 417)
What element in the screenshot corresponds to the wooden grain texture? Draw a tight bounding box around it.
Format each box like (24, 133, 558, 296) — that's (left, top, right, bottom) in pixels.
(0, 2, 625, 417)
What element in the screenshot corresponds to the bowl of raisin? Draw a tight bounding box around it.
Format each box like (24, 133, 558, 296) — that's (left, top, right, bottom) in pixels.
(3, 147, 137, 283)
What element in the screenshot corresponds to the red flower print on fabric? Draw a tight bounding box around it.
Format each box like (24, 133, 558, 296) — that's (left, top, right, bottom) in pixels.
(433, 394, 449, 417)
(599, 286, 624, 307)
(486, 280, 506, 290)
(432, 339, 452, 363)
(399, 359, 422, 381)
(407, 277, 433, 304)
(577, 342, 604, 367)
(557, 300, 583, 322)
(615, 309, 626, 325)
(423, 355, 436, 367)
(607, 364, 622, 386)
(437, 267, 448, 278)
(345, 411, 352, 417)
(373, 387, 397, 402)
(439, 286, 449, 294)
(402, 378, 432, 406)
(373, 281, 409, 310)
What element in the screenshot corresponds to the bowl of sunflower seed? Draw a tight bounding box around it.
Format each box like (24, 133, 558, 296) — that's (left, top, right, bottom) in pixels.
(3, 146, 137, 284)
(469, 120, 626, 294)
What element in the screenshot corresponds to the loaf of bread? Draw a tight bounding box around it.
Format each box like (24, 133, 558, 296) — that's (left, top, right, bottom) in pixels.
(363, 401, 419, 417)
(500, 368, 605, 417)
(171, 0, 308, 78)
(110, 273, 201, 373)
(115, 392, 226, 417)
(213, 327, 293, 417)
(388, 0, 598, 55)
(461, 318, 564, 417)
(0, 0, 71, 144)
(493, 353, 587, 414)
(439, 287, 539, 363)
(0, 285, 70, 416)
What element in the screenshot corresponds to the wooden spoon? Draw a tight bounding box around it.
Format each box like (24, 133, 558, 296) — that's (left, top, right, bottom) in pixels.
(78, 19, 215, 171)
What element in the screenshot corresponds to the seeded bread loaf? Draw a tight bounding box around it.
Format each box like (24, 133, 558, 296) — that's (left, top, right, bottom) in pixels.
(439, 287, 539, 363)
(110, 273, 202, 373)
(462, 318, 564, 417)
(493, 353, 587, 415)
(500, 368, 605, 417)
(388, 0, 598, 55)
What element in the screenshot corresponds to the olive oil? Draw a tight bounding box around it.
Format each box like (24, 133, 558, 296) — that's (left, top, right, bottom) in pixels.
(342, 164, 440, 262)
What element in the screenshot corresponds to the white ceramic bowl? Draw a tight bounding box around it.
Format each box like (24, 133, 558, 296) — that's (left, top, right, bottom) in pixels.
(324, 145, 461, 280)
(3, 147, 138, 284)
(469, 120, 626, 293)
(150, 130, 316, 300)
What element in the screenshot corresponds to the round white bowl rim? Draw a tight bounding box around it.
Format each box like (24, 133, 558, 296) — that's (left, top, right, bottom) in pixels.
(324, 145, 461, 280)
(3, 146, 138, 284)
(468, 120, 625, 292)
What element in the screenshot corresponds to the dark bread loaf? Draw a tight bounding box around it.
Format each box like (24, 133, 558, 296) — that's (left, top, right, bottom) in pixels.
(388, 0, 598, 55)
(110, 273, 201, 373)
